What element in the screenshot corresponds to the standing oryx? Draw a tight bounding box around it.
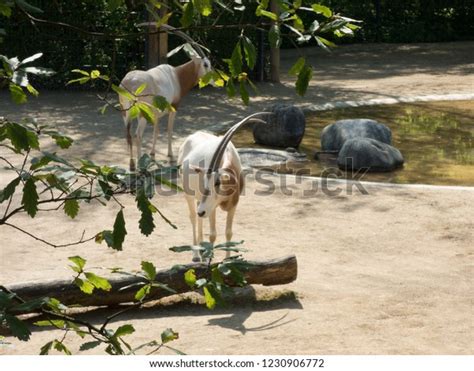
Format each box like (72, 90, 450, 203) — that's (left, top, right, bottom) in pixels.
(178, 112, 271, 262)
(119, 24, 212, 171)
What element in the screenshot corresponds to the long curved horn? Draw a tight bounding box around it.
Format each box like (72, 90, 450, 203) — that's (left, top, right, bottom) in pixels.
(208, 112, 274, 173)
(137, 23, 207, 58)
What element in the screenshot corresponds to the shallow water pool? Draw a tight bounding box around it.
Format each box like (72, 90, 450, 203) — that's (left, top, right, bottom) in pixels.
(230, 100, 474, 186)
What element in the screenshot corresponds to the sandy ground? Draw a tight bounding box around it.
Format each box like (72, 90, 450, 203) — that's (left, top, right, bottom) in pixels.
(0, 42, 473, 355)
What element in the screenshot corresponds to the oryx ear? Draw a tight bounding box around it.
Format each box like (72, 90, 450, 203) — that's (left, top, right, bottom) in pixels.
(189, 164, 204, 173)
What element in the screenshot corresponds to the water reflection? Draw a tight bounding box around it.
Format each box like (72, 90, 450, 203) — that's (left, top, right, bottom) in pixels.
(230, 100, 473, 186)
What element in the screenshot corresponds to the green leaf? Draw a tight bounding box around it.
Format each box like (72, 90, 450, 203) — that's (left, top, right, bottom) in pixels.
(23, 66, 55, 76)
(315, 35, 336, 49)
(268, 24, 282, 48)
(4, 122, 29, 152)
(184, 269, 196, 288)
(53, 340, 72, 355)
(107, 0, 123, 11)
(152, 95, 174, 112)
(84, 272, 112, 292)
(90, 70, 101, 79)
(257, 9, 278, 21)
(135, 283, 151, 301)
(229, 41, 242, 76)
(15, 0, 44, 14)
(288, 56, 305, 76)
(71, 69, 89, 76)
(79, 341, 101, 351)
(141, 261, 157, 281)
(161, 328, 179, 344)
(68, 256, 86, 272)
(136, 102, 155, 123)
(242, 36, 256, 69)
(64, 199, 79, 219)
(134, 83, 147, 96)
(52, 134, 73, 149)
(194, 0, 212, 16)
(112, 84, 134, 101)
(34, 320, 65, 328)
(311, 3, 332, 18)
(9, 83, 27, 104)
(203, 286, 216, 309)
(12, 297, 49, 312)
(136, 190, 155, 236)
(114, 324, 135, 338)
(74, 277, 95, 294)
(22, 177, 39, 218)
(0, 177, 20, 203)
(5, 314, 31, 341)
(40, 341, 53, 355)
(226, 78, 236, 97)
(180, 2, 194, 27)
(111, 209, 127, 250)
(66, 76, 90, 85)
(239, 81, 249, 105)
(169, 245, 193, 253)
(26, 84, 39, 96)
(295, 63, 312, 96)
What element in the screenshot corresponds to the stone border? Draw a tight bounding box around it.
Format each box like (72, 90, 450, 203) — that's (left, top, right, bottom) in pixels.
(302, 93, 474, 113)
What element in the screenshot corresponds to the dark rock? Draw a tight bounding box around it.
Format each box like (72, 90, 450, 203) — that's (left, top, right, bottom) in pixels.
(337, 138, 404, 172)
(321, 119, 392, 151)
(253, 104, 305, 148)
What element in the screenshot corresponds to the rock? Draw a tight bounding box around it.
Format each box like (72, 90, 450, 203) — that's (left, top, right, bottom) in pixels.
(237, 148, 307, 170)
(337, 138, 404, 172)
(321, 119, 392, 151)
(253, 104, 305, 148)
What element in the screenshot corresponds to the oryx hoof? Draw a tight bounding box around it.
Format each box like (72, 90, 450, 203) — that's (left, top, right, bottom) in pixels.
(192, 256, 201, 263)
(150, 152, 156, 160)
(129, 160, 136, 172)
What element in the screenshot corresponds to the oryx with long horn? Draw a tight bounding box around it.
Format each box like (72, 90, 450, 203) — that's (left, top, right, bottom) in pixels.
(178, 112, 271, 262)
(119, 24, 212, 170)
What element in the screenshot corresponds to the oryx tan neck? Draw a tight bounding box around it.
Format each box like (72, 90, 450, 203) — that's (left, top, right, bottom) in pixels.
(174, 60, 199, 106)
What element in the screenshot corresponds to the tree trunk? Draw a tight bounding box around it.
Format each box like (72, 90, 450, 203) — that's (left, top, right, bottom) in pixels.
(4, 255, 297, 313)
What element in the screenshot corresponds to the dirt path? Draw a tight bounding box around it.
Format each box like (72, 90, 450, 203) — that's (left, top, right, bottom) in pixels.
(0, 42, 473, 355)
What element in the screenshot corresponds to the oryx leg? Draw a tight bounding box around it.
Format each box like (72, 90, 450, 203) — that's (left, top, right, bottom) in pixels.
(124, 118, 135, 171)
(185, 195, 200, 262)
(209, 208, 217, 245)
(225, 207, 237, 259)
(135, 117, 147, 165)
(197, 208, 204, 244)
(167, 111, 177, 159)
(150, 115, 160, 160)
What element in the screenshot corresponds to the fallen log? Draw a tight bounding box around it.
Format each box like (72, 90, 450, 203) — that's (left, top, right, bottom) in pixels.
(4, 255, 297, 313)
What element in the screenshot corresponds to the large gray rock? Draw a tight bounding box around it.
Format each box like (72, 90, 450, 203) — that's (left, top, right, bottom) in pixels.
(321, 119, 392, 151)
(337, 138, 404, 172)
(253, 104, 305, 148)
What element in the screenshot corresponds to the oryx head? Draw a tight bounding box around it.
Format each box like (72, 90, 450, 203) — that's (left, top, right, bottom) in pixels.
(191, 112, 273, 218)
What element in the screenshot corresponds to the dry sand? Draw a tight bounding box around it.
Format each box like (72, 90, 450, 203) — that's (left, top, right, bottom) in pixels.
(0, 42, 473, 355)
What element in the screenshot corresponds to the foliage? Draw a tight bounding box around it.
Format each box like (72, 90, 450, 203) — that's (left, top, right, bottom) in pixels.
(1, 0, 360, 103)
(0, 113, 180, 248)
(170, 240, 250, 309)
(0, 259, 181, 355)
(0, 52, 54, 103)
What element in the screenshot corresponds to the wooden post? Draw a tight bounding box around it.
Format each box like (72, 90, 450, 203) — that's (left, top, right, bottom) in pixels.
(145, 1, 168, 68)
(5, 255, 298, 313)
(158, 1, 168, 64)
(269, 0, 280, 82)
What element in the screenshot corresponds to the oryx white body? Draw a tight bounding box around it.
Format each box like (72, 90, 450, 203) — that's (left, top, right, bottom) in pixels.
(119, 57, 211, 170)
(178, 131, 244, 262)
